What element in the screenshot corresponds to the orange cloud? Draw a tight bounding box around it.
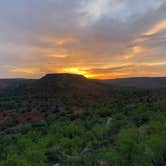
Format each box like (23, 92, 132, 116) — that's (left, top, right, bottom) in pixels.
(11, 67, 40, 75)
(123, 46, 144, 59)
(36, 47, 69, 59)
(46, 53, 69, 58)
(87, 72, 130, 79)
(39, 35, 77, 45)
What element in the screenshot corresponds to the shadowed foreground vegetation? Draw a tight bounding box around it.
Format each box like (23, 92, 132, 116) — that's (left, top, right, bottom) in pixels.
(0, 102, 166, 166)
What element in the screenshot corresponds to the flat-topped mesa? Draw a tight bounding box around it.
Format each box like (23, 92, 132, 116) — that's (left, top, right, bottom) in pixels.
(30, 73, 102, 95)
(0, 73, 106, 97)
(41, 73, 87, 81)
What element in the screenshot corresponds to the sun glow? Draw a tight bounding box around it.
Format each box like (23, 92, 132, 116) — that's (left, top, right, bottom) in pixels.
(63, 67, 87, 75)
(63, 67, 97, 78)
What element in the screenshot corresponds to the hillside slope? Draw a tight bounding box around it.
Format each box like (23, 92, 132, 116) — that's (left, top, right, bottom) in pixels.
(26, 73, 108, 96)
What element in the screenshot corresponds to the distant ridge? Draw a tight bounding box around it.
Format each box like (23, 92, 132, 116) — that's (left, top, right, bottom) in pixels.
(0, 74, 166, 92)
(0, 79, 34, 89)
(100, 77, 166, 89)
(0, 74, 166, 104)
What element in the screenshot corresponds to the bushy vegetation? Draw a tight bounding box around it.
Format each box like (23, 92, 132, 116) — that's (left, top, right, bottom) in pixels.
(0, 102, 166, 166)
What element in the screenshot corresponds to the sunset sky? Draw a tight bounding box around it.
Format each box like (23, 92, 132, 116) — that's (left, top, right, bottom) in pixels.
(0, 0, 166, 79)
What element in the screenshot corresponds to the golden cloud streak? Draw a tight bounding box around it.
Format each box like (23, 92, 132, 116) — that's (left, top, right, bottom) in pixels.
(39, 36, 77, 45)
(11, 67, 40, 75)
(144, 19, 166, 35)
(123, 46, 144, 59)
